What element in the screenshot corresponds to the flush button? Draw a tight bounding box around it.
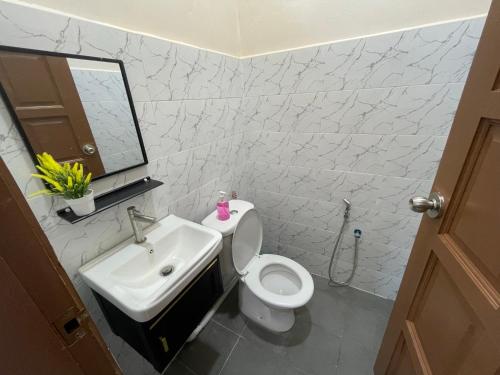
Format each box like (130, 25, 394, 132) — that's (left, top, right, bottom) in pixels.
(230, 210, 238, 215)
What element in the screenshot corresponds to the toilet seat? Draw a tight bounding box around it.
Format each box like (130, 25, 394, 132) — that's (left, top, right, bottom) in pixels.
(231, 208, 263, 275)
(245, 254, 314, 309)
(232, 209, 314, 310)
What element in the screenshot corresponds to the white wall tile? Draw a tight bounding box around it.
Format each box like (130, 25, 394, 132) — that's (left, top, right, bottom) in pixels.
(241, 18, 484, 97)
(242, 18, 483, 300)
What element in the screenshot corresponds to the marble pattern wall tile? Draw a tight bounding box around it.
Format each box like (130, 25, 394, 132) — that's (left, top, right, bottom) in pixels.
(246, 131, 447, 179)
(72, 69, 144, 172)
(71, 69, 129, 102)
(240, 83, 464, 136)
(139, 36, 242, 100)
(242, 19, 484, 97)
(241, 17, 484, 300)
(142, 97, 243, 161)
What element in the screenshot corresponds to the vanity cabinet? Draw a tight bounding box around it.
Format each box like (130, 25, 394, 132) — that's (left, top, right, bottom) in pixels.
(93, 257, 223, 372)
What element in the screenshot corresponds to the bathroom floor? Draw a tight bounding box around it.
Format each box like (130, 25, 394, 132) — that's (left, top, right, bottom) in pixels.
(164, 275, 393, 375)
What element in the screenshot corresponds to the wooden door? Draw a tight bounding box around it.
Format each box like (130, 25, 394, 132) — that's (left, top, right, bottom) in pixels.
(0, 51, 105, 176)
(374, 2, 500, 374)
(0, 158, 120, 375)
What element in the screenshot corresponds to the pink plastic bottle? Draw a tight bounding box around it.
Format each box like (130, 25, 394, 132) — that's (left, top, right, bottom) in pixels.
(216, 191, 230, 221)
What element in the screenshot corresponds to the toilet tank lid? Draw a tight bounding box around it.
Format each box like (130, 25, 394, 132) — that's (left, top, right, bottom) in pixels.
(201, 200, 255, 236)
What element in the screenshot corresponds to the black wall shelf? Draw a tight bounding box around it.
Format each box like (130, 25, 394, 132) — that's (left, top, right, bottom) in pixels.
(56, 177, 163, 224)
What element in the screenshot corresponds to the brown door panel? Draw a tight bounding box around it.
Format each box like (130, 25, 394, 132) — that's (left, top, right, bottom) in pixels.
(447, 121, 500, 292)
(0, 53, 63, 107)
(407, 254, 499, 375)
(0, 158, 121, 374)
(21, 117, 85, 160)
(0, 51, 105, 176)
(375, 1, 500, 373)
(386, 337, 419, 375)
(0, 257, 86, 375)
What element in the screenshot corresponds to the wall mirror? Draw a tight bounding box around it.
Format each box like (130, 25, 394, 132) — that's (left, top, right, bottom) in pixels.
(0, 46, 147, 180)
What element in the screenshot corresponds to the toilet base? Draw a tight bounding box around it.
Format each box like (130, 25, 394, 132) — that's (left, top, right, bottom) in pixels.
(238, 281, 295, 332)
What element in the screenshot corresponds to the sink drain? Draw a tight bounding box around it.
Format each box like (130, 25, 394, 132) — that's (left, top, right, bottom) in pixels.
(159, 265, 174, 277)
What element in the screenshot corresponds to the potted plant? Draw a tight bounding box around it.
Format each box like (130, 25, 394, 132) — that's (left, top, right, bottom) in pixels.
(30, 152, 95, 216)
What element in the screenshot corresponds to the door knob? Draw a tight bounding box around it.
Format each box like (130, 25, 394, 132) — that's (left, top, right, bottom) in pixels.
(82, 143, 96, 155)
(409, 192, 444, 218)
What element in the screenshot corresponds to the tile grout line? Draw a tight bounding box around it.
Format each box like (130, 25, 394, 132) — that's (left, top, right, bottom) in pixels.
(132, 80, 465, 104)
(181, 363, 199, 375)
(160, 337, 197, 375)
(217, 336, 241, 375)
(211, 318, 246, 338)
(240, 81, 467, 100)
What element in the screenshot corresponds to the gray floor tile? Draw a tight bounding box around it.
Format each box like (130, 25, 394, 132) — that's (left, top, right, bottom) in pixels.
(172, 275, 393, 375)
(163, 358, 197, 375)
(342, 300, 391, 353)
(212, 285, 247, 335)
(284, 324, 341, 375)
(177, 320, 239, 375)
(241, 320, 289, 356)
(114, 339, 159, 375)
(220, 337, 308, 375)
(339, 285, 394, 318)
(337, 336, 378, 375)
(243, 315, 342, 375)
(295, 283, 351, 337)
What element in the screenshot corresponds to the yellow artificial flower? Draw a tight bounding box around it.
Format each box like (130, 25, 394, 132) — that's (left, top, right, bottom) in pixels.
(76, 164, 83, 183)
(28, 189, 55, 198)
(30, 153, 92, 199)
(35, 165, 51, 176)
(31, 173, 64, 192)
(40, 153, 62, 172)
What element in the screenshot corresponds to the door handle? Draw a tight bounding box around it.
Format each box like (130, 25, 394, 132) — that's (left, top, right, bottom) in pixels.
(409, 192, 444, 218)
(82, 143, 96, 155)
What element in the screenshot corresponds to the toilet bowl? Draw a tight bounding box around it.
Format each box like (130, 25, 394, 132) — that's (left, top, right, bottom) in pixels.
(203, 202, 314, 332)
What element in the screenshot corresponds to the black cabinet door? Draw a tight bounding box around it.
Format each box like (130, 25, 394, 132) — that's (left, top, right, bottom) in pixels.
(146, 258, 224, 370)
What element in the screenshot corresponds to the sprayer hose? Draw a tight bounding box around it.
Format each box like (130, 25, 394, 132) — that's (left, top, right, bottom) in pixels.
(328, 217, 360, 287)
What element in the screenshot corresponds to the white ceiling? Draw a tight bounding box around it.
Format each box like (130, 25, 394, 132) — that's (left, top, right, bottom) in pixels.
(8, 0, 492, 57)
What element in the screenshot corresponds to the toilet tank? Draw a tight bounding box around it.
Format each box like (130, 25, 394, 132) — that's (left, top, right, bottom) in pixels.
(202, 200, 254, 290)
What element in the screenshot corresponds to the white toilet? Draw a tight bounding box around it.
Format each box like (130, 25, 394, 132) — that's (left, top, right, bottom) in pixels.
(202, 200, 314, 332)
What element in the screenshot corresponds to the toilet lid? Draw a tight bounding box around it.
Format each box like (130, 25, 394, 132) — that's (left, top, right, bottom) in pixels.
(232, 209, 262, 275)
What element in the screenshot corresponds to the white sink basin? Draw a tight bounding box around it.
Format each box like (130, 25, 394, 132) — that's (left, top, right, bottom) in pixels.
(79, 215, 223, 322)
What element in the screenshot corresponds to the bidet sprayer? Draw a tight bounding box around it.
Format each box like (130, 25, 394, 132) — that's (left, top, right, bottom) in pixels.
(343, 198, 351, 218)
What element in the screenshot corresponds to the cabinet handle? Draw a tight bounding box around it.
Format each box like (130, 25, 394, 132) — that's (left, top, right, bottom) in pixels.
(158, 336, 169, 353)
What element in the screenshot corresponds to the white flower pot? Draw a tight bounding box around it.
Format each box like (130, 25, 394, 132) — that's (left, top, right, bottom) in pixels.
(65, 189, 95, 216)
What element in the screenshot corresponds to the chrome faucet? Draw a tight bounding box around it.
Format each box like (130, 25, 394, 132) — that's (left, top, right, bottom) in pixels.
(127, 206, 156, 243)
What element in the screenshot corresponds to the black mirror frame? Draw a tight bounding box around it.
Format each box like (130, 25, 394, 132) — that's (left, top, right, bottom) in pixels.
(0, 45, 148, 181)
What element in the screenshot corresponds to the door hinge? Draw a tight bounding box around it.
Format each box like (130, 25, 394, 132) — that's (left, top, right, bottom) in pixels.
(53, 306, 89, 345)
